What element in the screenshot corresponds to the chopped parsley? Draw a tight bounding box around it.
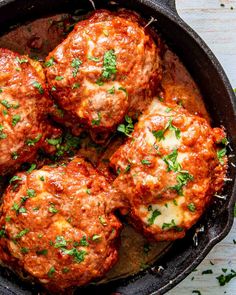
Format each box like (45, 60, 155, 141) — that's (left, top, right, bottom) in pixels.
(27, 163, 36, 173)
(32, 81, 44, 94)
(62, 267, 70, 274)
(12, 115, 21, 126)
(99, 216, 107, 226)
(1, 99, 11, 109)
(62, 248, 87, 263)
(92, 234, 101, 242)
(48, 204, 58, 214)
(46, 137, 62, 146)
(5, 216, 11, 222)
(11, 152, 18, 160)
(202, 269, 213, 275)
(19, 207, 27, 213)
(108, 86, 115, 94)
(71, 58, 82, 77)
(55, 76, 64, 81)
(36, 249, 48, 256)
(217, 269, 236, 286)
(9, 175, 22, 184)
(0, 228, 5, 238)
(92, 112, 101, 126)
(96, 78, 104, 86)
(0, 133, 7, 140)
(163, 149, 180, 172)
(26, 134, 42, 146)
(124, 164, 131, 173)
(21, 247, 29, 254)
(162, 219, 183, 232)
(147, 209, 161, 225)
(188, 203, 196, 212)
(217, 147, 226, 164)
(27, 189, 36, 197)
(79, 236, 89, 246)
(118, 87, 128, 96)
(117, 115, 134, 137)
(44, 57, 54, 67)
(102, 49, 117, 80)
(15, 228, 29, 239)
(192, 291, 201, 295)
(170, 171, 194, 195)
(54, 236, 67, 248)
(86, 188, 91, 195)
(72, 83, 80, 89)
(221, 137, 229, 145)
(88, 55, 100, 62)
(51, 86, 57, 91)
(39, 176, 45, 181)
(152, 118, 181, 141)
(47, 266, 55, 278)
(141, 159, 151, 165)
(2, 109, 7, 116)
(15, 57, 28, 64)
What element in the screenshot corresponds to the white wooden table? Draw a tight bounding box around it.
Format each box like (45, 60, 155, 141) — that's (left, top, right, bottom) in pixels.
(168, 1, 236, 294)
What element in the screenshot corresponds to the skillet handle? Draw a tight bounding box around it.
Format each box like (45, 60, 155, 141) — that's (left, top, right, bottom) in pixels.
(158, 0, 177, 13)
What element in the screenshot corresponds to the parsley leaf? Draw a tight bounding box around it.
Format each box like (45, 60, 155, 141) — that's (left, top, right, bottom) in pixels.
(62, 248, 87, 263)
(141, 159, 151, 165)
(148, 209, 161, 225)
(217, 147, 226, 165)
(15, 57, 28, 64)
(26, 134, 42, 146)
(91, 112, 101, 126)
(162, 219, 183, 232)
(163, 149, 180, 172)
(88, 55, 100, 62)
(12, 114, 21, 126)
(217, 269, 236, 286)
(152, 118, 181, 141)
(54, 236, 67, 248)
(117, 115, 134, 137)
(188, 203, 196, 212)
(32, 82, 44, 94)
(71, 58, 82, 77)
(170, 171, 194, 195)
(44, 57, 54, 67)
(102, 49, 117, 80)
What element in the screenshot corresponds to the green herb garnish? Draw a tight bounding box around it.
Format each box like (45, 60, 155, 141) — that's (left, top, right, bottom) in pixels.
(188, 203, 196, 212)
(32, 82, 44, 94)
(71, 58, 82, 77)
(44, 57, 54, 67)
(92, 112, 101, 126)
(102, 49, 117, 80)
(148, 209, 161, 225)
(117, 115, 134, 137)
(217, 147, 226, 165)
(26, 134, 42, 146)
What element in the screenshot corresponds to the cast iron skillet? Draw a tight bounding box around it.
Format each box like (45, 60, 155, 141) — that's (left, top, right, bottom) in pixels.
(0, 0, 235, 294)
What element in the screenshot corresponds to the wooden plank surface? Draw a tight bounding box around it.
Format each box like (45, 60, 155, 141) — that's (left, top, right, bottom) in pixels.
(168, 1, 236, 294)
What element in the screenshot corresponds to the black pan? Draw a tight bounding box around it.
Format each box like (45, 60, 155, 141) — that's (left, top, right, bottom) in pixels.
(0, 0, 235, 294)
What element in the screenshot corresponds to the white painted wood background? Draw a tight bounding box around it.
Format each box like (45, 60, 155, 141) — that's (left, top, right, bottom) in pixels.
(167, 1, 236, 294)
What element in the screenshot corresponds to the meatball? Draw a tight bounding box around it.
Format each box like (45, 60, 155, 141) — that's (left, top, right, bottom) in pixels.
(45, 9, 162, 141)
(110, 99, 227, 241)
(0, 48, 59, 175)
(0, 157, 122, 291)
